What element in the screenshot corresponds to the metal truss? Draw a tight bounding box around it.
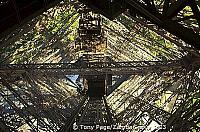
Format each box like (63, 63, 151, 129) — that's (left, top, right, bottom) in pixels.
(75, 97, 113, 126)
(107, 64, 200, 131)
(1, 1, 200, 131)
(0, 72, 86, 131)
(107, 82, 171, 131)
(107, 75, 130, 95)
(59, 97, 114, 132)
(0, 0, 81, 64)
(0, 0, 80, 39)
(80, 0, 200, 50)
(75, 7, 103, 51)
(124, 14, 200, 57)
(166, 97, 200, 131)
(165, 70, 200, 131)
(0, 60, 185, 76)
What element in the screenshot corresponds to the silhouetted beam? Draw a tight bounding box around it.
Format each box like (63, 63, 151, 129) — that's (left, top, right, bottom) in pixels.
(80, 0, 200, 49)
(126, 0, 162, 24)
(0, 120, 10, 132)
(103, 96, 114, 125)
(0, 20, 37, 50)
(66, 77, 79, 88)
(0, 77, 55, 130)
(78, 0, 125, 19)
(107, 75, 130, 95)
(58, 97, 88, 132)
(0, 60, 183, 75)
(163, 0, 170, 15)
(166, 99, 200, 131)
(125, 0, 200, 50)
(165, 0, 189, 18)
(0, 0, 75, 38)
(114, 89, 171, 125)
(0, 90, 37, 131)
(189, 0, 200, 27)
(124, 14, 200, 57)
(0, 78, 28, 106)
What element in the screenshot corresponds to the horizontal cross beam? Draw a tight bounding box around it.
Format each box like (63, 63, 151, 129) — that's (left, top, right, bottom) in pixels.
(0, 60, 183, 75)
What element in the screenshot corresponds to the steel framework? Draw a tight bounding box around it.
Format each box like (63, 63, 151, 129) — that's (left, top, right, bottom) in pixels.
(0, 0, 200, 132)
(0, 60, 186, 75)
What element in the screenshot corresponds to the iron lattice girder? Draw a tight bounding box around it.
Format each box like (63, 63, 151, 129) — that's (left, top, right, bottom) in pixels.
(58, 96, 87, 132)
(0, 119, 10, 132)
(76, 98, 112, 125)
(0, 60, 185, 75)
(126, 0, 200, 50)
(0, 72, 86, 131)
(110, 89, 171, 127)
(166, 98, 200, 131)
(78, 0, 125, 19)
(59, 97, 114, 131)
(107, 75, 130, 95)
(0, 0, 69, 38)
(0, 77, 64, 131)
(79, 0, 200, 49)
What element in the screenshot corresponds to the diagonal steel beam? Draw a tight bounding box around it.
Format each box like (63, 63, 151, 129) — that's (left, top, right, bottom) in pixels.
(163, 0, 171, 15)
(106, 75, 130, 96)
(165, 0, 190, 18)
(0, 0, 74, 38)
(113, 89, 171, 125)
(0, 119, 10, 132)
(125, 0, 200, 50)
(58, 96, 88, 132)
(82, 0, 200, 49)
(189, 0, 200, 27)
